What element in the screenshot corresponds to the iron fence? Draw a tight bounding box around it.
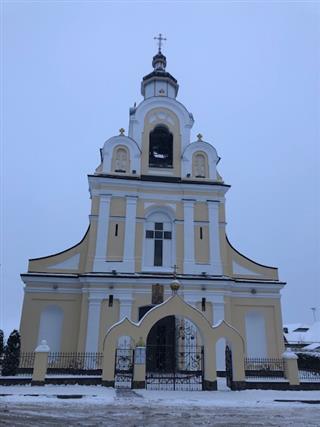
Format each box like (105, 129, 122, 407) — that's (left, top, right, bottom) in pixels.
(0, 352, 35, 377)
(245, 357, 285, 379)
(47, 352, 103, 376)
(18, 352, 35, 375)
(298, 367, 320, 381)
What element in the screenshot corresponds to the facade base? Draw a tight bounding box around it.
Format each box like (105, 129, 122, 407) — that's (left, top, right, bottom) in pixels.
(132, 380, 145, 389)
(203, 380, 217, 391)
(230, 381, 247, 391)
(31, 380, 45, 386)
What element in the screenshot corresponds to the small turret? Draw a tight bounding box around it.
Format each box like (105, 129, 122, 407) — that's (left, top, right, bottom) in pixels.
(141, 34, 179, 99)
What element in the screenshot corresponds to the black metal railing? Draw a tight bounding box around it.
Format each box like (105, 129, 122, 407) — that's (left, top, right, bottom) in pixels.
(47, 352, 103, 375)
(245, 357, 285, 379)
(18, 352, 35, 375)
(0, 352, 35, 377)
(297, 352, 320, 381)
(298, 367, 320, 381)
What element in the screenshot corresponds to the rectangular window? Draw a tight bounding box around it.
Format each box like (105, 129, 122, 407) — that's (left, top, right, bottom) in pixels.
(108, 295, 114, 307)
(155, 222, 163, 230)
(155, 231, 163, 239)
(115, 224, 118, 237)
(164, 231, 172, 240)
(146, 230, 154, 238)
(201, 297, 206, 312)
(200, 227, 203, 240)
(154, 239, 163, 266)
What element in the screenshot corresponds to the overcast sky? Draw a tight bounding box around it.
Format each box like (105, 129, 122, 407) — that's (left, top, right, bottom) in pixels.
(1, 1, 319, 337)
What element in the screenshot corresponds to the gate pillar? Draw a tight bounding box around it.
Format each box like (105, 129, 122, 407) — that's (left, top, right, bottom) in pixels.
(203, 343, 217, 390)
(102, 340, 116, 387)
(133, 346, 146, 389)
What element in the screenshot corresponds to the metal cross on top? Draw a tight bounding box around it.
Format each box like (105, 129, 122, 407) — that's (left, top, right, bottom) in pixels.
(172, 264, 179, 278)
(154, 33, 167, 53)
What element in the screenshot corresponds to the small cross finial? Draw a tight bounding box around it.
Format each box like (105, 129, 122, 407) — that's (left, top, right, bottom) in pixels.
(154, 33, 167, 53)
(172, 264, 179, 278)
(119, 128, 125, 135)
(197, 133, 203, 141)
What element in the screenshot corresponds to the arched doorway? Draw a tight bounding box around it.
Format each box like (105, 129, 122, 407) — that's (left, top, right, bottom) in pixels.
(145, 315, 204, 390)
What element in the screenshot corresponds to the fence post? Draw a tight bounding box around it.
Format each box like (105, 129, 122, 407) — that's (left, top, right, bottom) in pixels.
(283, 350, 300, 386)
(31, 340, 50, 386)
(133, 346, 146, 389)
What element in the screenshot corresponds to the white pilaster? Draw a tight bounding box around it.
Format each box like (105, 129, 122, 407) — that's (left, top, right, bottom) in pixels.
(208, 200, 223, 275)
(183, 199, 195, 274)
(122, 196, 138, 272)
(93, 195, 112, 271)
(119, 298, 133, 321)
(85, 297, 102, 353)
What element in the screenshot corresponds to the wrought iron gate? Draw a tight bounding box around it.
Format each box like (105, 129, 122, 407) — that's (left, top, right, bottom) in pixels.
(145, 316, 204, 390)
(114, 348, 134, 389)
(146, 345, 204, 390)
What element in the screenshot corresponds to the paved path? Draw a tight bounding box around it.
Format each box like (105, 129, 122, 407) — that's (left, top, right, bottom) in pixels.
(0, 399, 320, 426)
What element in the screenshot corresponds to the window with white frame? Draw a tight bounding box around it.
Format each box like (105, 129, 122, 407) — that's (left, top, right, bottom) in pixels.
(143, 212, 173, 269)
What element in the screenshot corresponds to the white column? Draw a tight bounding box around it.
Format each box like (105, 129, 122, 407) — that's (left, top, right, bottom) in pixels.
(93, 195, 112, 271)
(183, 199, 195, 274)
(123, 196, 138, 272)
(208, 200, 223, 275)
(85, 297, 102, 353)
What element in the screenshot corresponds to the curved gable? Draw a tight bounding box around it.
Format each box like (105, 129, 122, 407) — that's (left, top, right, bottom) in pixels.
(28, 226, 90, 274)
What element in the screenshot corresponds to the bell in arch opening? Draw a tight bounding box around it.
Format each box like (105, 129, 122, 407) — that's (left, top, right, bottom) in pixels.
(149, 125, 173, 168)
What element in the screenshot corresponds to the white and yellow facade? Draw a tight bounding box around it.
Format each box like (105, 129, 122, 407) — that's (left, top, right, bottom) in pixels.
(20, 50, 285, 367)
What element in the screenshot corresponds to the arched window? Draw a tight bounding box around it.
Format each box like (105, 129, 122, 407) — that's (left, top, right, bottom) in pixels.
(149, 125, 173, 168)
(37, 305, 63, 352)
(114, 147, 129, 173)
(143, 211, 173, 269)
(193, 152, 207, 178)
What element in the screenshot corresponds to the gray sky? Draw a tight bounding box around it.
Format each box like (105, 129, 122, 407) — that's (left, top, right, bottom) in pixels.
(1, 1, 319, 337)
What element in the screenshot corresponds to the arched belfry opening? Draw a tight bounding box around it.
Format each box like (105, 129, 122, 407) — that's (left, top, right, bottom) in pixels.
(149, 125, 173, 168)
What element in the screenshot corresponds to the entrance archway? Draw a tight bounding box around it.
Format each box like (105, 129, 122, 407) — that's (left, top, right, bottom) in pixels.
(102, 293, 246, 390)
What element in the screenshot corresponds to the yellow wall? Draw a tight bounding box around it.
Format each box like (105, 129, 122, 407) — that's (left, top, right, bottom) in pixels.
(229, 297, 284, 357)
(20, 292, 82, 352)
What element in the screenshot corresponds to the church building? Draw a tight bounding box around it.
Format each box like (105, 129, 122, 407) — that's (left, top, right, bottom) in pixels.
(20, 38, 285, 372)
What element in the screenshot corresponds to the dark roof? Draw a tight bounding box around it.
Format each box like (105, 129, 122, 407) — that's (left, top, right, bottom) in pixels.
(142, 70, 178, 83)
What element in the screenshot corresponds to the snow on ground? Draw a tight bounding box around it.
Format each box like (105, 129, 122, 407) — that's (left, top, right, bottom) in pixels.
(0, 380, 320, 426)
(0, 379, 319, 408)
